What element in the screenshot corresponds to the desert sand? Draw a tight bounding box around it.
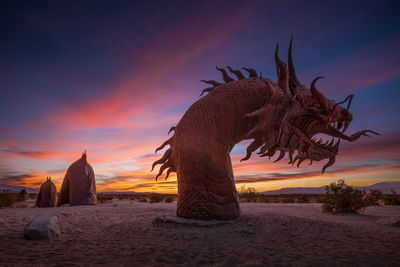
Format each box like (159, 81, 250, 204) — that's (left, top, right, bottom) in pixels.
(0, 201, 399, 266)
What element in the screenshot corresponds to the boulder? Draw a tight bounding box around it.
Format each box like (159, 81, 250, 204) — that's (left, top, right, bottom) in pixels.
(24, 215, 60, 240)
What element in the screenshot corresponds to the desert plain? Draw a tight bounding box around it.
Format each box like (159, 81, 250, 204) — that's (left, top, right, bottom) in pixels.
(0, 201, 399, 266)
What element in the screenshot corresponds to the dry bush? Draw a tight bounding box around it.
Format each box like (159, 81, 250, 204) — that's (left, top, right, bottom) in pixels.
(384, 190, 400, 205)
(164, 197, 174, 203)
(322, 179, 365, 213)
(97, 194, 113, 203)
(363, 189, 383, 206)
(149, 194, 163, 203)
(138, 198, 148, 202)
(296, 195, 309, 203)
(0, 193, 17, 208)
(239, 185, 257, 202)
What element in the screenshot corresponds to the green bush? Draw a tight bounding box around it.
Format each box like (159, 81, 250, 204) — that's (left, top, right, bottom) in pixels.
(0, 193, 17, 208)
(384, 190, 400, 205)
(164, 197, 174, 203)
(322, 179, 365, 213)
(149, 194, 163, 203)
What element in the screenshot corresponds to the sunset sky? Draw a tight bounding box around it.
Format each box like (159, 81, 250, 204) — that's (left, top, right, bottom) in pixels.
(1, 0, 399, 193)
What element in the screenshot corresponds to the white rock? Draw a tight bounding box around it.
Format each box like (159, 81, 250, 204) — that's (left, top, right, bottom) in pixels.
(24, 215, 60, 240)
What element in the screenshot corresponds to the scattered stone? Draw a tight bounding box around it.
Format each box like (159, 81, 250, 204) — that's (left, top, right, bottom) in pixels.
(24, 215, 60, 240)
(113, 203, 121, 207)
(152, 215, 233, 227)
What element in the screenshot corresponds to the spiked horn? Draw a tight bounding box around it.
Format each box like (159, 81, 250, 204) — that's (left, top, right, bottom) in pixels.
(274, 44, 290, 95)
(310, 76, 330, 115)
(199, 87, 214, 96)
(331, 94, 354, 114)
(226, 66, 245, 80)
(216, 66, 235, 83)
(288, 35, 301, 94)
(200, 80, 221, 87)
(168, 126, 175, 134)
(241, 67, 258, 78)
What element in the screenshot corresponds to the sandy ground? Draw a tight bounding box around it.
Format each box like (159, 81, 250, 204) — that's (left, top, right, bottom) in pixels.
(0, 201, 399, 266)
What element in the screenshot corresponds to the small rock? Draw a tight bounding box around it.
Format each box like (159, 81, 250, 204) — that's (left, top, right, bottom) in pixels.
(24, 215, 60, 240)
(113, 203, 120, 207)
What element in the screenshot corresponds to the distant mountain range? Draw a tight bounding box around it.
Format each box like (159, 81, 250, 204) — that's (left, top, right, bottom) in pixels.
(2, 181, 400, 195)
(0, 184, 39, 194)
(261, 181, 400, 195)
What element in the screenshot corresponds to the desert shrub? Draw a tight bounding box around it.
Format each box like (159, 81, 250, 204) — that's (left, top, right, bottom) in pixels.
(97, 194, 113, 203)
(149, 194, 163, 203)
(239, 185, 257, 202)
(138, 198, 148, 202)
(164, 197, 174, 203)
(296, 195, 309, 203)
(363, 189, 383, 206)
(14, 202, 29, 208)
(282, 197, 295, 203)
(0, 193, 17, 208)
(384, 190, 400, 205)
(322, 179, 365, 213)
